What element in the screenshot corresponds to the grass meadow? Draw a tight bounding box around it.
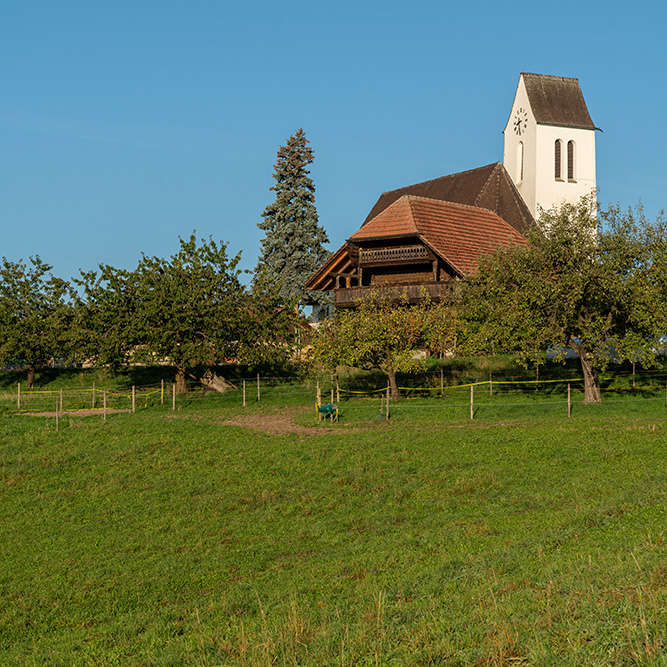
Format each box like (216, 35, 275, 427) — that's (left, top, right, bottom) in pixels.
(2, 363, 667, 665)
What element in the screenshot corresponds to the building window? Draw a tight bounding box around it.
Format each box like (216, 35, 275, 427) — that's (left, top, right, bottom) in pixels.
(517, 141, 524, 182)
(567, 140, 575, 181)
(554, 140, 563, 180)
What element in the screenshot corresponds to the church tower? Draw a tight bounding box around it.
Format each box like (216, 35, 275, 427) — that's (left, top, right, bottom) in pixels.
(503, 73, 598, 219)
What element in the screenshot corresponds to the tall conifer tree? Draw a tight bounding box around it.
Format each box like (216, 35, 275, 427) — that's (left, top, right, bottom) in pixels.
(257, 128, 330, 305)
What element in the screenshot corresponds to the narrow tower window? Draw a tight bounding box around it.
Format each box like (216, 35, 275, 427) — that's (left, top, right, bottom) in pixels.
(567, 140, 575, 181)
(517, 141, 524, 182)
(554, 140, 563, 180)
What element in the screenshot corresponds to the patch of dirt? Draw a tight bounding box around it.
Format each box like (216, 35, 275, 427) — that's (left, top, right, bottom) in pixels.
(220, 407, 342, 436)
(22, 409, 130, 417)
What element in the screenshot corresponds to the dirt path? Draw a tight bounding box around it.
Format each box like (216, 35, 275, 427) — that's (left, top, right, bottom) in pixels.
(220, 407, 340, 436)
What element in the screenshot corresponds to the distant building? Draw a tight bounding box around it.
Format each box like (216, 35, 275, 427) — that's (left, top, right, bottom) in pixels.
(306, 73, 598, 309)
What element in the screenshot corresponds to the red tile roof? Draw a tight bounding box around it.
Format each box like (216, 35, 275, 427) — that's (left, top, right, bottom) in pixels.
(351, 195, 527, 276)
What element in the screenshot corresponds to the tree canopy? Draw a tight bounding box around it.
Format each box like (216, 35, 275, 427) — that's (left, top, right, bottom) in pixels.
(76, 234, 299, 392)
(458, 198, 667, 403)
(313, 294, 457, 400)
(0, 256, 73, 388)
(257, 128, 330, 306)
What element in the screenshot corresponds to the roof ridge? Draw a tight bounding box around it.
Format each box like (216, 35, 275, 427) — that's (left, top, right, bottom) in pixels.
(473, 162, 501, 208)
(402, 193, 497, 217)
(521, 72, 580, 83)
(376, 162, 500, 197)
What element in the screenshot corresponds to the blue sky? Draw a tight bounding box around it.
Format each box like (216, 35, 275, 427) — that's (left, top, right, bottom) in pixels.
(2, 0, 666, 282)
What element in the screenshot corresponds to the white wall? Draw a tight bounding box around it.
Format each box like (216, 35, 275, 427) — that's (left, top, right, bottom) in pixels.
(503, 74, 596, 220)
(534, 124, 596, 215)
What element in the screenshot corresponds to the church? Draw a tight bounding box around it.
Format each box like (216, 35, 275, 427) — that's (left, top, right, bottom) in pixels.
(305, 73, 599, 310)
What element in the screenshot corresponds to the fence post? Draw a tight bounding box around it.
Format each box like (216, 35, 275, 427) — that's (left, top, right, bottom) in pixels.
(243, 380, 246, 407)
(470, 385, 474, 420)
(568, 383, 571, 418)
(257, 374, 260, 402)
(132, 386, 136, 413)
(17, 382, 20, 410)
(331, 373, 334, 404)
(172, 384, 176, 411)
(386, 385, 390, 421)
(161, 379, 164, 405)
(336, 380, 340, 403)
(60, 388, 63, 414)
(92, 382, 96, 409)
(103, 391, 107, 422)
(489, 373, 493, 396)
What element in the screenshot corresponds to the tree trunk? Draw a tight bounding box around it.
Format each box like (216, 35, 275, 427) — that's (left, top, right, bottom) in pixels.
(579, 353, 602, 404)
(27, 365, 35, 390)
(175, 367, 187, 394)
(385, 364, 399, 401)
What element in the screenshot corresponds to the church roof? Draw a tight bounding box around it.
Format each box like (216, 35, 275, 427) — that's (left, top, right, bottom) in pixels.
(362, 162, 534, 235)
(351, 195, 527, 277)
(521, 73, 596, 129)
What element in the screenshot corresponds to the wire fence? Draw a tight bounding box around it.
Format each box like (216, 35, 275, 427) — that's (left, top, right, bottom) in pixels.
(3, 364, 667, 426)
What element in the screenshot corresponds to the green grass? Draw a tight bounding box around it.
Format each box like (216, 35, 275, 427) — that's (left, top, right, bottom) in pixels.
(3, 372, 667, 664)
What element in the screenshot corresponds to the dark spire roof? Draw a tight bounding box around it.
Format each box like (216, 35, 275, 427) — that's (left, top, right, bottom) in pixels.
(362, 162, 534, 235)
(521, 73, 596, 130)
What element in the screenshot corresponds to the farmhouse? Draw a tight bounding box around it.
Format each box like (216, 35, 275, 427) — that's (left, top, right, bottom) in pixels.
(305, 73, 598, 310)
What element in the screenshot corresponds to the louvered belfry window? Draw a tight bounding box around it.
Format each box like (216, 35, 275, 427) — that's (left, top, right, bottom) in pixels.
(554, 140, 562, 180)
(567, 140, 575, 181)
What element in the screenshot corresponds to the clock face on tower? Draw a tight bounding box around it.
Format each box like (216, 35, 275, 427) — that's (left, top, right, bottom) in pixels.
(513, 108, 528, 136)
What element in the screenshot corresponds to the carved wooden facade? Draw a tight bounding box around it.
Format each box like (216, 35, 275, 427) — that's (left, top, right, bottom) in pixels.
(305, 164, 530, 308)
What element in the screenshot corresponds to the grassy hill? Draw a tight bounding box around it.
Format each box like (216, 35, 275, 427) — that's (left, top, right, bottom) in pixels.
(2, 364, 667, 665)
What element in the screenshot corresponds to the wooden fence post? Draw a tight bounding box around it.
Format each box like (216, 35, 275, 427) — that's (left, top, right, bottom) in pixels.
(330, 373, 334, 404)
(132, 386, 136, 413)
(336, 380, 340, 403)
(386, 385, 390, 420)
(103, 391, 107, 422)
(470, 385, 474, 420)
(161, 379, 164, 405)
(568, 383, 571, 418)
(489, 374, 493, 396)
(243, 380, 246, 407)
(60, 389, 63, 414)
(17, 382, 20, 410)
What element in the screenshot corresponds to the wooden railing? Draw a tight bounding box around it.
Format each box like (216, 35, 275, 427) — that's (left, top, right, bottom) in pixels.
(334, 283, 451, 307)
(359, 245, 429, 265)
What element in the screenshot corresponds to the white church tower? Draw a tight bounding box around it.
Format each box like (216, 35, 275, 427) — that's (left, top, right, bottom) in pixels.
(503, 73, 598, 219)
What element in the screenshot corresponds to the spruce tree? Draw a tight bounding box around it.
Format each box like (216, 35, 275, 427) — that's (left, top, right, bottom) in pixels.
(257, 128, 330, 305)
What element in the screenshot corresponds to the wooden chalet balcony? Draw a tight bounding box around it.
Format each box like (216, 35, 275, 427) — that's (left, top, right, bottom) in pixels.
(334, 283, 451, 308)
(359, 245, 430, 266)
